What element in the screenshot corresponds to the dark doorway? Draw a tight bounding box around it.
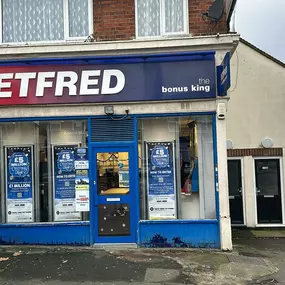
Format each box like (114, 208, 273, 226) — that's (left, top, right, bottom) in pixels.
(228, 159, 244, 225)
(255, 159, 282, 224)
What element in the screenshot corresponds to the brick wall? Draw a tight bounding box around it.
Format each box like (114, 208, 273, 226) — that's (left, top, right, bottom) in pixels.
(93, 0, 227, 41)
(94, 0, 135, 41)
(189, 0, 227, 36)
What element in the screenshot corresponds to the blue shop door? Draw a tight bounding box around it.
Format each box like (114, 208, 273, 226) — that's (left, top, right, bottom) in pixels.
(93, 146, 137, 244)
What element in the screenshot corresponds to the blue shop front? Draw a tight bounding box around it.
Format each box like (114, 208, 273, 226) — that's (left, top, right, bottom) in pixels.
(0, 51, 229, 248)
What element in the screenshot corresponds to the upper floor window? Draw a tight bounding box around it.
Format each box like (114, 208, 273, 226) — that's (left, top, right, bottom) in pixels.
(1, 0, 92, 44)
(136, 0, 188, 38)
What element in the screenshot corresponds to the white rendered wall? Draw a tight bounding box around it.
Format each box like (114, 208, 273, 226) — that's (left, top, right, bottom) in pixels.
(227, 42, 285, 148)
(227, 42, 285, 229)
(217, 110, 232, 251)
(243, 156, 256, 227)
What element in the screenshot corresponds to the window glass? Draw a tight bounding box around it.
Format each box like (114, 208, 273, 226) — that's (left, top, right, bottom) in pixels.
(138, 116, 216, 220)
(97, 152, 130, 195)
(68, 0, 90, 38)
(164, 0, 185, 33)
(136, 0, 187, 37)
(2, 0, 90, 43)
(137, 0, 160, 37)
(0, 120, 89, 224)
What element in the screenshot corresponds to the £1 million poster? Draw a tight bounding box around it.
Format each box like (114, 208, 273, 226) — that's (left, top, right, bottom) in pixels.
(146, 142, 177, 220)
(53, 146, 81, 221)
(6, 146, 34, 223)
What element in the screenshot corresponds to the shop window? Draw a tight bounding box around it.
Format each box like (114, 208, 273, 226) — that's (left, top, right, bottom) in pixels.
(138, 116, 216, 220)
(0, 120, 89, 224)
(1, 0, 92, 43)
(136, 0, 188, 38)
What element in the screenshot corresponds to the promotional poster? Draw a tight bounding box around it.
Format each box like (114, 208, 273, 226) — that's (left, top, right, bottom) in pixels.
(74, 148, 89, 212)
(146, 142, 177, 220)
(6, 146, 34, 223)
(53, 145, 81, 221)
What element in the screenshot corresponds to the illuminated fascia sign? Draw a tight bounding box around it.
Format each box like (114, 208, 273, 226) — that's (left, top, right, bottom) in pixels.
(0, 52, 216, 106)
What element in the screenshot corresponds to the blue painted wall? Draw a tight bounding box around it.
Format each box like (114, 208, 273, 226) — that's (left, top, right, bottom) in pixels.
(138, 220, 220, 248)
(0, 223, 90, 245)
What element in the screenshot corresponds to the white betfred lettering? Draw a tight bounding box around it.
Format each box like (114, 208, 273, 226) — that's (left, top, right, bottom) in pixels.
(15, 73, 36, 97)
(79, 70, 101, 95)
(101, 69, 125, 94)
(55, 71, 78, 96)
(0, 73, 13, 98)
(36, 72, 55, 97)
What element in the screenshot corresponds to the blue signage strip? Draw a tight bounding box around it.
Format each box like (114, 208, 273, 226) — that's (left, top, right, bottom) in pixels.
(217, 52, 231, 96)
(146, 142, 177, 220)
(6, 146, 33, 223)
(53, 145, 81, 221)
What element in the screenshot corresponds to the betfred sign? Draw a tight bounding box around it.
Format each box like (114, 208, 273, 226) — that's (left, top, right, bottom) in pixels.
(0, 54, 216, 105)
(0, 69, 125, 97)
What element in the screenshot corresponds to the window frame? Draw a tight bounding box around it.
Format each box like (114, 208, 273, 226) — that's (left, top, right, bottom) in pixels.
(0, 0, 93, 45)
(135, 0, 189, 39)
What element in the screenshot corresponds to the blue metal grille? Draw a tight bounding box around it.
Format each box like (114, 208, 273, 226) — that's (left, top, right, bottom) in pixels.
(90, 118, 135, 142)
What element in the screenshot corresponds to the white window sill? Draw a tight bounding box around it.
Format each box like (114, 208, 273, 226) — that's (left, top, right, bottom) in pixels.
(135, 33, 192, 41)
(0, 38, 90, 47)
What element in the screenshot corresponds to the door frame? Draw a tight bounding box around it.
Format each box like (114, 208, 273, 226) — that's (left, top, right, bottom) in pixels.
(253, 156, 284, 226)
(227, 157, 245, 226)
(90, 144, 139, 244)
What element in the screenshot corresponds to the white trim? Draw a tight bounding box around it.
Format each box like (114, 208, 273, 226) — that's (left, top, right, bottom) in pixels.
(88, 0, 94, 36)
(256, 224, 285, 228)
(135, 0, 189, 39)
(161, 0, 165, 36)
(63, 0, 69, 40)
(0, 34, 240, 58)
(0, 0, 92, 44)
(253, 156, 284, 226)
(134, 0, 139, 39)
(227, 157, 246, 226)
(280, 157, 284, 224)
(0, 1, 2, 44)
(184, 0, 189, 35)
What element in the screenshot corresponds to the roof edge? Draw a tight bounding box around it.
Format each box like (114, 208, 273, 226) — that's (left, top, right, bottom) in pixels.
(240, 38, 285, 68)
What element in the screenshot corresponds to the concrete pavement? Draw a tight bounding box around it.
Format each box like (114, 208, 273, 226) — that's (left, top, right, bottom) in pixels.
(0, 231, 284, 285)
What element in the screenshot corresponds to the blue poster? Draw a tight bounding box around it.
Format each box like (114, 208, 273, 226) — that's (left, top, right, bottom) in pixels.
(147, 142, 175, 196)
(146, 142, 177, 220)
(7, 147, 33, 200)
(6, 146, 33, 223)
(54, 146, 75, 200)
(54, 145, 81, 221)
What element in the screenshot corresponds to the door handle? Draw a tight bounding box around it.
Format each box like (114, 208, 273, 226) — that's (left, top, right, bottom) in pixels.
(238, 188, 242, 194)
(256, 188, 261, 195)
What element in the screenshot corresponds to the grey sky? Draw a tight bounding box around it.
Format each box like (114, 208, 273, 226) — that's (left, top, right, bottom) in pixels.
(232, 0, 285, 63)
